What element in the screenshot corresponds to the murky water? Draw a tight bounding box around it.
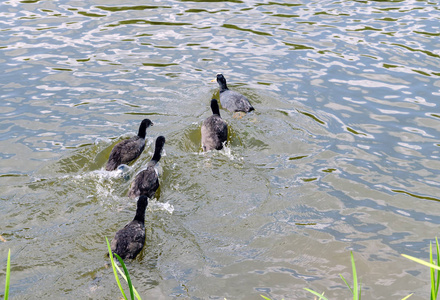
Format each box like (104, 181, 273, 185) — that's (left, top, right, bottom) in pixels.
(1, 0, 440, 299)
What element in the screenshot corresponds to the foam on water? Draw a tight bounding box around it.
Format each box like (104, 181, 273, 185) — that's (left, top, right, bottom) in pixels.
(56, 165, 136, 204)
(218, 143, 241, 161)
(94, 137, 112, 145)
(195, 143, 243, 161)
(148, 198, 174, 214)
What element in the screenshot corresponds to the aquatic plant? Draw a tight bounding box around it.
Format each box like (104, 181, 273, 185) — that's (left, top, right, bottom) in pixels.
(303, 251, 360, 300)
(403, 237, 440, 300)
(4, 238, 436, 300)
(260, 296, 269, 300)
(303, 251, 413, 300)
(261, 295, 284, 300)
(3, 249, 11, 300)
(105, 237, 141, 300)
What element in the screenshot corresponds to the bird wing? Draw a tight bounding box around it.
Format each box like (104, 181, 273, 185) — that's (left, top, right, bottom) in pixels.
(128, 167, 159, 199)
(202, 116, 228, 151)
(106, 137, 145, 171)
(220, 90, 253, 112)
(111, 222, 145, 259)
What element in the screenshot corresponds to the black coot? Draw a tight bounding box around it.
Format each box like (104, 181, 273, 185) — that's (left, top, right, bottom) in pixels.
(213, 73, 254, 113)
(128, 136, 165, 199)
(106, 119, 153, 171)
(201, 99, 228, 151)
(110, 195, 148, 259)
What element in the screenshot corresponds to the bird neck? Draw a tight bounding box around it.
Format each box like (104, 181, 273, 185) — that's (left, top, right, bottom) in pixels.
(137, 125, 147, 139)
(212, 104, 221, 116)
(150, 146, 162, 165)
(218, 79, 228, 93)
(219, 84, 228, 93)
(134, 203, 147, 223)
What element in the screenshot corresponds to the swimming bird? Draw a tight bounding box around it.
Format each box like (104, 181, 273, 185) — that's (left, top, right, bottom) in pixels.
(212, 73, 254, 113)
(128, 136, 166, 199)
(105, 119, 153, 171)
(201, 99, 228, 151)
(110, 195, 148, 259)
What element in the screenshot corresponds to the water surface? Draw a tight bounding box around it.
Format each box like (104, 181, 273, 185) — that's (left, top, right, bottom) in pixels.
(1, 0, 440, 299)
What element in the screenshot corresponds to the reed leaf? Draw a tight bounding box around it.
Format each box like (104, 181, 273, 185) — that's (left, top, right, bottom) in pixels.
(403, 238, 440, 300)
(303, 288, 328, 300)
(106, 237, 127, 300)
(338, 252, 361, 300)
(4, 249, 11, 300)
(435, 238, 440, 298)
(350, 251, 360, 300)
(339, 274, 353, 295)
(402, 254, 440, 271)
(115, 253, 134, 300)
(431, 242, 435, 300)
(114, 262, 142, 300)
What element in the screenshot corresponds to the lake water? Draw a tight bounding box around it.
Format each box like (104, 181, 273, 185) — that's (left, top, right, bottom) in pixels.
(1, 0, 440, 299)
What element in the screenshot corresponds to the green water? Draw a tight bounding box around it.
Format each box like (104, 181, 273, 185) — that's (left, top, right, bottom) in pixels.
(1, 0, 440, 299)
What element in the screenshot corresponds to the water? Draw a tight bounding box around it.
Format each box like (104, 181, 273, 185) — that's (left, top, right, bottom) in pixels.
(1, 0, 440, 299)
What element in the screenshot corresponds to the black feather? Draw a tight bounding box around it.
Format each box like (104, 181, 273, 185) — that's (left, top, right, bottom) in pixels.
(106, 119, 153, 171)
(201, 99, 228, 151)
(110, 196, 148, 259)
(128, 136, 165, 199)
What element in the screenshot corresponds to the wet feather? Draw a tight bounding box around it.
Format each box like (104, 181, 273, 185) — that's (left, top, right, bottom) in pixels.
(110, 196, 148, 259)
(215, 73, 254, 113)
(128, 136, 165, 199)
(201, 99, 228, 151)
(106, 119, 153, 171)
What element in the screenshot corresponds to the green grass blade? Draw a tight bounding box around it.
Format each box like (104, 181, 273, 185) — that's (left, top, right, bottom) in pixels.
(430, 242, 435, 300)
(114, 263, 142, 300)
(4, 249, 11, 300)
(303, 288, 328, 300)
(435, 238, 440, 298)
(401, 294, 412, 300)
(115, 253, 134, 300)
(106, 237, 127, 300)
(350, 252, 359, 300)
(402, 254, 440, 271)
(260, 296, 271, 300)
(339, 274, 354, 294)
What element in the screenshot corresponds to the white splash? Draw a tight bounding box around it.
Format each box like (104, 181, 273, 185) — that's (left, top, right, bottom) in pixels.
(148, 199, 174, 214)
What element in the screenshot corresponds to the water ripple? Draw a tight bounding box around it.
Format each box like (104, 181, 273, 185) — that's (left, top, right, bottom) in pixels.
(1, 0, 440, 298)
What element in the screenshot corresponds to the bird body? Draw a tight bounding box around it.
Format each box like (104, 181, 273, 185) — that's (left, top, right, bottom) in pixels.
(201, 99, 228, 151)
(214, 74, 254, 113)
(128, 136, 166, 199)
(127, 164, 160, 199)
(106, 119, 153, 171)
(106, 137, 145, 171)
(110, 196, 148, 259)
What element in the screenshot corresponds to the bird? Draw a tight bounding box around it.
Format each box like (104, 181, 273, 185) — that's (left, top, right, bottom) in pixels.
(110, 195, 148, 259)
(105, 119, 153, 171)
(212, 73, 254, 113)
(128, 136, 166, 199)
(201, 99, 228, 151)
